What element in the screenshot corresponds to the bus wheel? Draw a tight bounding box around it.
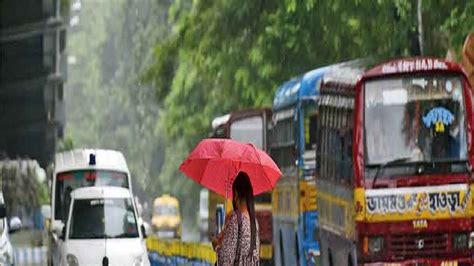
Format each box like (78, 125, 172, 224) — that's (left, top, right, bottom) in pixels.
(348, 254, 353, 266)
(279, 231, 285, 266)
(328, 249, 334, 266)
(295, 233, 300, 266)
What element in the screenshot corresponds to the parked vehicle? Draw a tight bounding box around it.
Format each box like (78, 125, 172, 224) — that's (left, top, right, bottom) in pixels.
(270, 67, 327, 266)
(316, 57, 474, 265)
(0, 193, 21, 266)
(47, 149, 133, 265)
(151, 194, 181, 239)
(61, 186, 149, 265)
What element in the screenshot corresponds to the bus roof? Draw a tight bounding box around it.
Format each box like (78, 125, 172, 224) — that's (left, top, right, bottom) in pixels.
(154, 194, 179, 206)
(54, 149, 129, 174)
(273, 66, 329, 111)
(321, 57, 466, 94)
(71, 186, 131, 199)
(364, 57, 465, 79)
(211, 108, 271, 130)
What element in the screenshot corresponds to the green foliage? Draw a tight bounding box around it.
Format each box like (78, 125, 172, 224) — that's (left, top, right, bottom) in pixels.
(145, 0, 474, 140)
(57, 136, 74, 152)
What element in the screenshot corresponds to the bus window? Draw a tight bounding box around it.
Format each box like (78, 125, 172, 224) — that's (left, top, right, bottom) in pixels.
(270, 113, 297, 176)
(230, 116, 264, 149)
(254, 192, 271, 204)
(304, 104, 318, 152)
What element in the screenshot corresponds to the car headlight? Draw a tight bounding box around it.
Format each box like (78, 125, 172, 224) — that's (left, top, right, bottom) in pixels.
(453, 233, 468, 250)
(66, 254, 79, 266)
(368, 236, 384, 254)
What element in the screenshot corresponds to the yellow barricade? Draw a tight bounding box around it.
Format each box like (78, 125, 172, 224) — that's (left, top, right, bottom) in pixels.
(146, 236, 217, 264)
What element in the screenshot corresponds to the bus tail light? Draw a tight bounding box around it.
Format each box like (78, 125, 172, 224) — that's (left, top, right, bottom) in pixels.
(368, 236, 384, 254)
(363, 236, 369, 254)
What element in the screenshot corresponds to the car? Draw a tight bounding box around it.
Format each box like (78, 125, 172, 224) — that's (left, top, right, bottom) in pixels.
(59, 186, 149, 266)
(0, 193, 21, 266)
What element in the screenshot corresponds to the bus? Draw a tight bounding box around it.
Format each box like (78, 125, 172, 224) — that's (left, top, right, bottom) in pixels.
(151, 194, 182, 239)
(209, 108, 273, 263)
(316, 57, 474, 265)
(270, 67, 327, 266)
(48, 149, 133, 265)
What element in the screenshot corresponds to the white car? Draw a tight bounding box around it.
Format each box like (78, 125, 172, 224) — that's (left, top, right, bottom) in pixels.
(60, 187, 149, 266)
(0, 194, 21, 266)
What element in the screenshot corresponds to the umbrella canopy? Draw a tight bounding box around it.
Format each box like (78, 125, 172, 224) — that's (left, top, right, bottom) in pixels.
(179, 138, 282, 198)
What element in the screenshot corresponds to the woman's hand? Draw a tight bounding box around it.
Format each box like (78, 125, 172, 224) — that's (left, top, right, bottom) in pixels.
(211, 233, 224, 251)
(211, 236, 220, 250)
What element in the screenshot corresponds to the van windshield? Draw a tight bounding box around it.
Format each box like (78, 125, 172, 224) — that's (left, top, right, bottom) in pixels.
(69, 198, 138, 239)
(54, 170, 128, 220)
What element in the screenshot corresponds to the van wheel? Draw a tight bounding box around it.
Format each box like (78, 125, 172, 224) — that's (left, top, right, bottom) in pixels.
(279, 231, 285, 266)
(328, 249, 334, 266)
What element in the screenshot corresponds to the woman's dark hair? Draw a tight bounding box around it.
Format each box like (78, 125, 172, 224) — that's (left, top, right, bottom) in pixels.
(232, 172, 257, 255)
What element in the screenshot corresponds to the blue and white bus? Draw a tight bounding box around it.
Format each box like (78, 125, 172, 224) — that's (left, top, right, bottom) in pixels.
(270, 67, 328, 266)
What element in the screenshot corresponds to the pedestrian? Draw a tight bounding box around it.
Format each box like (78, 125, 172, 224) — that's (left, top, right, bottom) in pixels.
(211, 172, 260, 265)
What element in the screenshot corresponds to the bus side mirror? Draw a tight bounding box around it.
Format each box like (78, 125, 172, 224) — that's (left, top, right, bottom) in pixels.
(0, 204, 6, 219)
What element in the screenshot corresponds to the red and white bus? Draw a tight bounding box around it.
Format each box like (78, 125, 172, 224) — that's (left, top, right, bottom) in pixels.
(316, 57, 474, 265)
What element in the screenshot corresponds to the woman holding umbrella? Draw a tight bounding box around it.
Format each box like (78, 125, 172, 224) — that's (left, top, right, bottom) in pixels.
(211, 172, 260, 265)
(179, 138, 282, 265)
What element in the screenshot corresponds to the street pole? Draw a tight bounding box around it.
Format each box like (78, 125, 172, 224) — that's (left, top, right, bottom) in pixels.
(417, 0, 424, 55)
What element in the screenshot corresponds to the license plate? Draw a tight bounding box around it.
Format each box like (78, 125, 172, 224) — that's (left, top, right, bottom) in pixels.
(157, 231, 175, 239)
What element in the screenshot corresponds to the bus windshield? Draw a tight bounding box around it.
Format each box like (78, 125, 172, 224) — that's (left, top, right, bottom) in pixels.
(69, 198, 138, 239)
(155, 204, 178, 216)
(55, 170, 129, 220)
(364, 75, 467, 167)
(230, 116, 264, 149)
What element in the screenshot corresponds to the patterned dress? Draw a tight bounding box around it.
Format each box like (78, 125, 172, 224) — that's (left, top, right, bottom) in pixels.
(217, 211, 260, 266)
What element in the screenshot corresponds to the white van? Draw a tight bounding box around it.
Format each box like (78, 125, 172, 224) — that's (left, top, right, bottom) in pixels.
(48, 149, 133, 265)
(61, 186, 149, 266)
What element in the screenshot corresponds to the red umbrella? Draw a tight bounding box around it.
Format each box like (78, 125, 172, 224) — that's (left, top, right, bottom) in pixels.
(179, 138, 282, 198)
